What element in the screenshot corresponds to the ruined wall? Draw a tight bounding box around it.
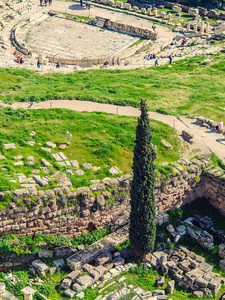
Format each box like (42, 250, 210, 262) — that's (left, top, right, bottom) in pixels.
(104, 20, 157, 40)
(0, 157, 225, 237)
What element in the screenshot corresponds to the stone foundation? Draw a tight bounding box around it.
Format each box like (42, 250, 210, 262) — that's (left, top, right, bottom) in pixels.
(0, 157, 224, 237)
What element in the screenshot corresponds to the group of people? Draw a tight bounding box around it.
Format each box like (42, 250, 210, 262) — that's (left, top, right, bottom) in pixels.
(147, 53, 156, 60)
(37, 60, 60, 69)
(16, 57, 24, 64)
(40, 0, 52, 6)
(112, 57, 120, 66)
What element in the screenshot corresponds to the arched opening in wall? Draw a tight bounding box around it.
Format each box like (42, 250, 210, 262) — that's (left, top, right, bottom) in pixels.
(87, 222, 96, 232)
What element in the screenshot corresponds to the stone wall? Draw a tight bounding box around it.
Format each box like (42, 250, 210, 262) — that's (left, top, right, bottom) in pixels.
(104, 20, 157, 40)
(0, 157, 225, 237)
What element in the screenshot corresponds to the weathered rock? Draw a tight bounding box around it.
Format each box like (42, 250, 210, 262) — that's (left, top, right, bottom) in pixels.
(95, 251, 112, 265)
(32, 259, 48, 272)
(167, 280, 175, 294)
(38, 250, 53, 259)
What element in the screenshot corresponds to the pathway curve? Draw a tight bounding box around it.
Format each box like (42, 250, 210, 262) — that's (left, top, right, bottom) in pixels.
(1, 99, 225, 162)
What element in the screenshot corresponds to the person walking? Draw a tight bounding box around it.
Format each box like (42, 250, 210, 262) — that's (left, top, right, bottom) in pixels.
(117, 57, 120, 65)
(169, 53, 173, 65)
(40, 0, 43, 6)
(155, 58, 159, 66)
(112, 57, 115, 66)
(37, 60, 41, 68)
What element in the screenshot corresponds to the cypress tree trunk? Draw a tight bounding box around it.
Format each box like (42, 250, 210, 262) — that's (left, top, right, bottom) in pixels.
(129, 99, 156, 259)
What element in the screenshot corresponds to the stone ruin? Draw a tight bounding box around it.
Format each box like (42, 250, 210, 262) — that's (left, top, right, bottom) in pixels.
(91, 17, 158, 40)
(148, 245, 224, 297)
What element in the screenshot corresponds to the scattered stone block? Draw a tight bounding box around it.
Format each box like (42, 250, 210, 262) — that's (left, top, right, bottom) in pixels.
(167, 280, 175, 294)
(41, 147, 52, 153)
(14, 155, 23, 160)
(32, 259, 48, 272)
(53, 259, 65, 269)
(81, 163, 92, 169)
(14, 161, 23, 166)
(46, 141, 56, 148)
(27, 141, 35, 146)
(38, 250, 53, 259)
(76, 170, 84, 176)
(30, 131, 36, 136)
(76, 275, 93, 289)
(192, 290, 204, 298)
(157, 277, 165, 287)
(64, 288, 76, 298)
(61, 278, 72, 289)
(161, 140, 173, 150)
(41, 159, 53, 167)
(96, 251, 112, 265)
(109, 166, 122, 175)
(76, 291, 85, 299)
(4, 143, 17, 149)
(71, 160, 79, 168)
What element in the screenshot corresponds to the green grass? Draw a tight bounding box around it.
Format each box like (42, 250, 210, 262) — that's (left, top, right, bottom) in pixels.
(1, 51, 225, 120)
(0, 107, 182, 199)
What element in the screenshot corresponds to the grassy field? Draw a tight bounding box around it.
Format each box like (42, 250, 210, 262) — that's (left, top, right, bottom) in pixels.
(0, 108, 182, 196)
(0, 51, 225, 120)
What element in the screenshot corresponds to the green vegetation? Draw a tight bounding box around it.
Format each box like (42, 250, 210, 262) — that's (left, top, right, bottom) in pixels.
(130, 100, 156, 258)
(0, 227, 111, 258)
(0, 108, 181, 199)
(1, 51, 225, 119)
(210, 153, 225, 171)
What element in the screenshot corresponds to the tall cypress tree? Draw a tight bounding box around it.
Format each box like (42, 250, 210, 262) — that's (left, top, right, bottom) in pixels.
(129, 99, 156, 258)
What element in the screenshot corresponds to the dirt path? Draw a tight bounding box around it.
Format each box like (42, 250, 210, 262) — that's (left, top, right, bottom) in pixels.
(2, 99, 225, 162)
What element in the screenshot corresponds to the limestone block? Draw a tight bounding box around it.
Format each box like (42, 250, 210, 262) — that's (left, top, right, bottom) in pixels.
(108, 0, 114, 6)
(38, 250, 53, 258)
(76, 275, 93, 289)
(160, 11, 166, 18)
(116, 1, 123, 8)
(167, 280, 175, 294)
(32, 259, 48, 272)
(152, 9, 157, 16)
(123, 3, 131, 10)
(147, 8, 151, 15)
(95, 251, 112, 265)
(53, 259, 65, 269)
(141, 7, 146, 14)
(133, 6, 138, 12)
(172, 5, 181, 12)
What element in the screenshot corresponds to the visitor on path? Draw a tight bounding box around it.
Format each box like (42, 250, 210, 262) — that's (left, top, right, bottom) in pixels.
(216, 119, 224, 131)
(155, 58, 159, 66)
(49, 0, 52, 5)
(40, 0, 43, 5)
(112, 57, 115, 66)
(56, 62, 60, 68)
(44, 0, 48, 5)
(37, 60, 41, 68)
(181, 39, 186, 45)
(171, 38, 177, 46)
(85, 1, 90, 9)
(16, 57, 20, 63)
(169, 53, 173, 65)
(117, 57, 120, 65)
(20, 58, 24, 64)
(152, 23, 156, 31)
(80, 0, 83, 6)
(103, 61, 109, 66)
(153, 53, 156, 59)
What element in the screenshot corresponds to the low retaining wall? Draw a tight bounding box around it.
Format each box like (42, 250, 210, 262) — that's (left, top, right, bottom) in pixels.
(0, 157, 224, 237)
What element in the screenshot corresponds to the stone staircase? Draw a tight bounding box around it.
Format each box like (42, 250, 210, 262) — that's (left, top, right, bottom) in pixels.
(95, 16, 106, 28)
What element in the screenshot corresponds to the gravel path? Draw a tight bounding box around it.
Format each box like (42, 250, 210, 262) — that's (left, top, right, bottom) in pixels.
(2, 99, 225, 162)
